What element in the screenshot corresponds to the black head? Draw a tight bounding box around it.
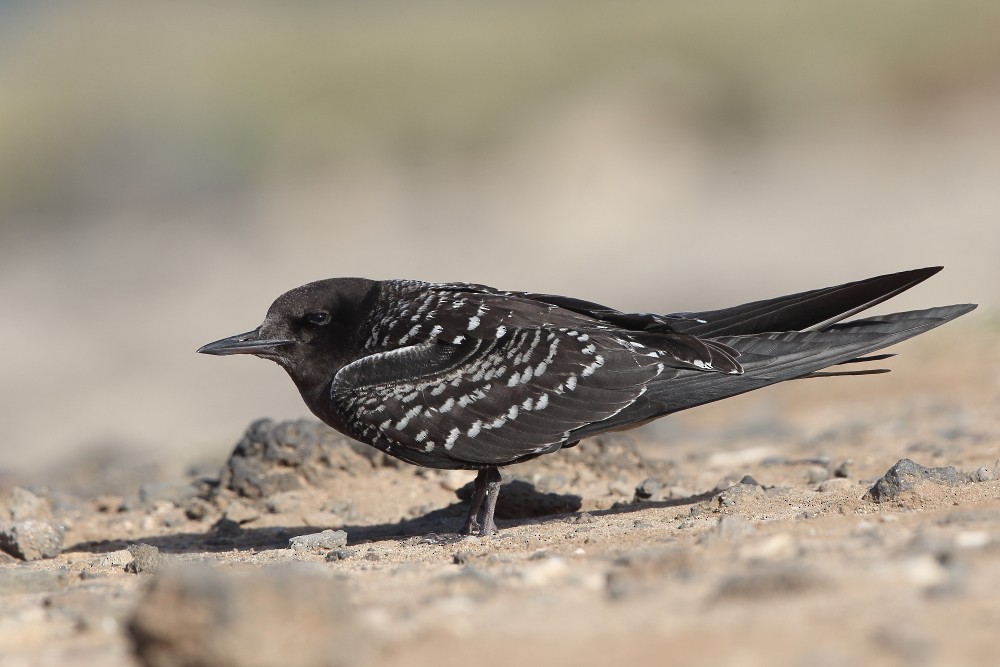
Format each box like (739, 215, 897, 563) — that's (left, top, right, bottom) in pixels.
(198, 278, 378, 394)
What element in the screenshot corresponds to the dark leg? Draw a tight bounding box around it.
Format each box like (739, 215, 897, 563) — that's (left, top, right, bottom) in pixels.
(458, 469, 490, 535)
(458, 467, 503, 537)
(476, 467, 502, 537)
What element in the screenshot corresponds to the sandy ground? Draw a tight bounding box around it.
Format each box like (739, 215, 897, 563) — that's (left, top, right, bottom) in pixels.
(0, 324, 997, 667)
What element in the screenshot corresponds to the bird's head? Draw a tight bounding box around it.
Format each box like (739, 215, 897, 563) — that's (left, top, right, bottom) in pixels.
(198, 277, 378, 394)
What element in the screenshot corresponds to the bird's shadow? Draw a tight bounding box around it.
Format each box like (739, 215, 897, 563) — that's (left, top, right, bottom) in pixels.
(65, 491, 714, 556)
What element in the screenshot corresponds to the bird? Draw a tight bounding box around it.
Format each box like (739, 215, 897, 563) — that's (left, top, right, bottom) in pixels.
(198, 267, 975, 536)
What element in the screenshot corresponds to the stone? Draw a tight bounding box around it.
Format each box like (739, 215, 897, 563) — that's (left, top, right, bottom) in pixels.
(4, 487, 51, 521)
(223, 501, 260, 525)
(969, 467, 994, 483)
(818, 478, 855, 493)
(218, 419, 397, 500)
(126, 544, 164, 574)
(865, 459, 966, 502)
(289, 529, 348, 552)
(634, 478, 665, 501)
(0, 519, 64, 561)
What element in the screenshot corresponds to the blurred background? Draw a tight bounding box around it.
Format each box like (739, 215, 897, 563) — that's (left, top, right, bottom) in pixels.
(1, 0, 997, 474)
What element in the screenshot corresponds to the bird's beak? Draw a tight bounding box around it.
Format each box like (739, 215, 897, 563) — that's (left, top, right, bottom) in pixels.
(197, 329, 295, 356)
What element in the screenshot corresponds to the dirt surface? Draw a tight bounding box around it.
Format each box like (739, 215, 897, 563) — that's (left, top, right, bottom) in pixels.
(1, 328, 998, 667)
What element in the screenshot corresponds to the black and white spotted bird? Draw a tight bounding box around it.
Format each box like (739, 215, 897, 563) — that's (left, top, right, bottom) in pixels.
(198, 267, 974, 536)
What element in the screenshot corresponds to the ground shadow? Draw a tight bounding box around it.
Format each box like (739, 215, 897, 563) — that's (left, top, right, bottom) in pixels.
(65, 490, 713, 556)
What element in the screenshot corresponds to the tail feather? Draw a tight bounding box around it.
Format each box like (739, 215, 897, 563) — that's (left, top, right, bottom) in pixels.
(568, 303, 976, 439)
(668, 267, 943, 337)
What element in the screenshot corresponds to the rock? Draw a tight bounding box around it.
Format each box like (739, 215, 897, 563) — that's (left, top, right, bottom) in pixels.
(289, 529, 348, 552)
(818, 478, 855, 493)
(126, 544, 164, 574)
(833, 460, 852, 478)
(99, 549, 135, 568)
(4, 487, 51, 521)
(0, 519, 64, 561)
(218, 419, 398, 500)
(634, 478, 665, 501)
(223, 501, 260, 525)
(865, 459, 967, 502)
(806, 467, 830, 484)
(183, 497, 214, 521)
(128, 564, 374, 667)
(326, 549, 356, 562)
(969, 467, 994, 483)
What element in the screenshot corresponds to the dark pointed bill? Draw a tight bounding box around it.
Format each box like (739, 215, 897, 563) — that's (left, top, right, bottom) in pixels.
(197, 329, 294, 356)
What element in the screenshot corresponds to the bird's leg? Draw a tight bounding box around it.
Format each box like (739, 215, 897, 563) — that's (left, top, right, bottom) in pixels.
(475, 467, 502, 537)
(458, 468, 490, 535)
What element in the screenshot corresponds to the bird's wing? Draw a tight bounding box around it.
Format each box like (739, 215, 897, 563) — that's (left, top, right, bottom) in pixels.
(567, 303, 977, 440)
(334, 286, 738, 467)
(452, 267, 944, 337)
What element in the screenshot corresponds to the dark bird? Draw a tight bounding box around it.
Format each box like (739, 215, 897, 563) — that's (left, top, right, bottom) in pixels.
(199, 267, 974, 536)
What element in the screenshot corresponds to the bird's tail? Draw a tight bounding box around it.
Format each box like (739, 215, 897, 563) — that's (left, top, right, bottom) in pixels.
(639, 304, 975, 417)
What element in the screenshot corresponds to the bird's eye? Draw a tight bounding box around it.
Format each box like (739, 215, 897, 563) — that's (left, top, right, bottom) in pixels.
(304, 311, 331, 326)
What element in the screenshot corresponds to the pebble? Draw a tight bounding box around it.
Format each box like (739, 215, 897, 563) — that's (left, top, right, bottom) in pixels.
(5, 487, 51, 520)
(634, 478, 665, 501)
(326, 548, 356, 561)
(224, 500, 261, 525)
(99, 549, 135, 568)
(125, 543, 163, 574)
(969, 467, 994, 483)
(289, 529, 348, 552)
(0, 519, 64, 561)
(807, 467, 830, 484)
(818, 478, 855, 493)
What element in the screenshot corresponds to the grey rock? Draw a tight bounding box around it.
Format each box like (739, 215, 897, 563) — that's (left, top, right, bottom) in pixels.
(0, 519, 64, 561)
(223, 500, 261, 525)
(126, 543, 163, 574)
(5, 486, 51, 521)
(818, 478, 855, 493)
(183, 497, 214, 521)
(218, 418, 399, 500)
(128, 563, 373, 667)
(833, 460, 852, 478)
(326, 549, 356, 562)
(289, 529, 348, 552)
(634, 478, 665, 501)
(807, 467, 830, 484)
(865, 458, 967, 502)
(969, 467, 994, 483)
